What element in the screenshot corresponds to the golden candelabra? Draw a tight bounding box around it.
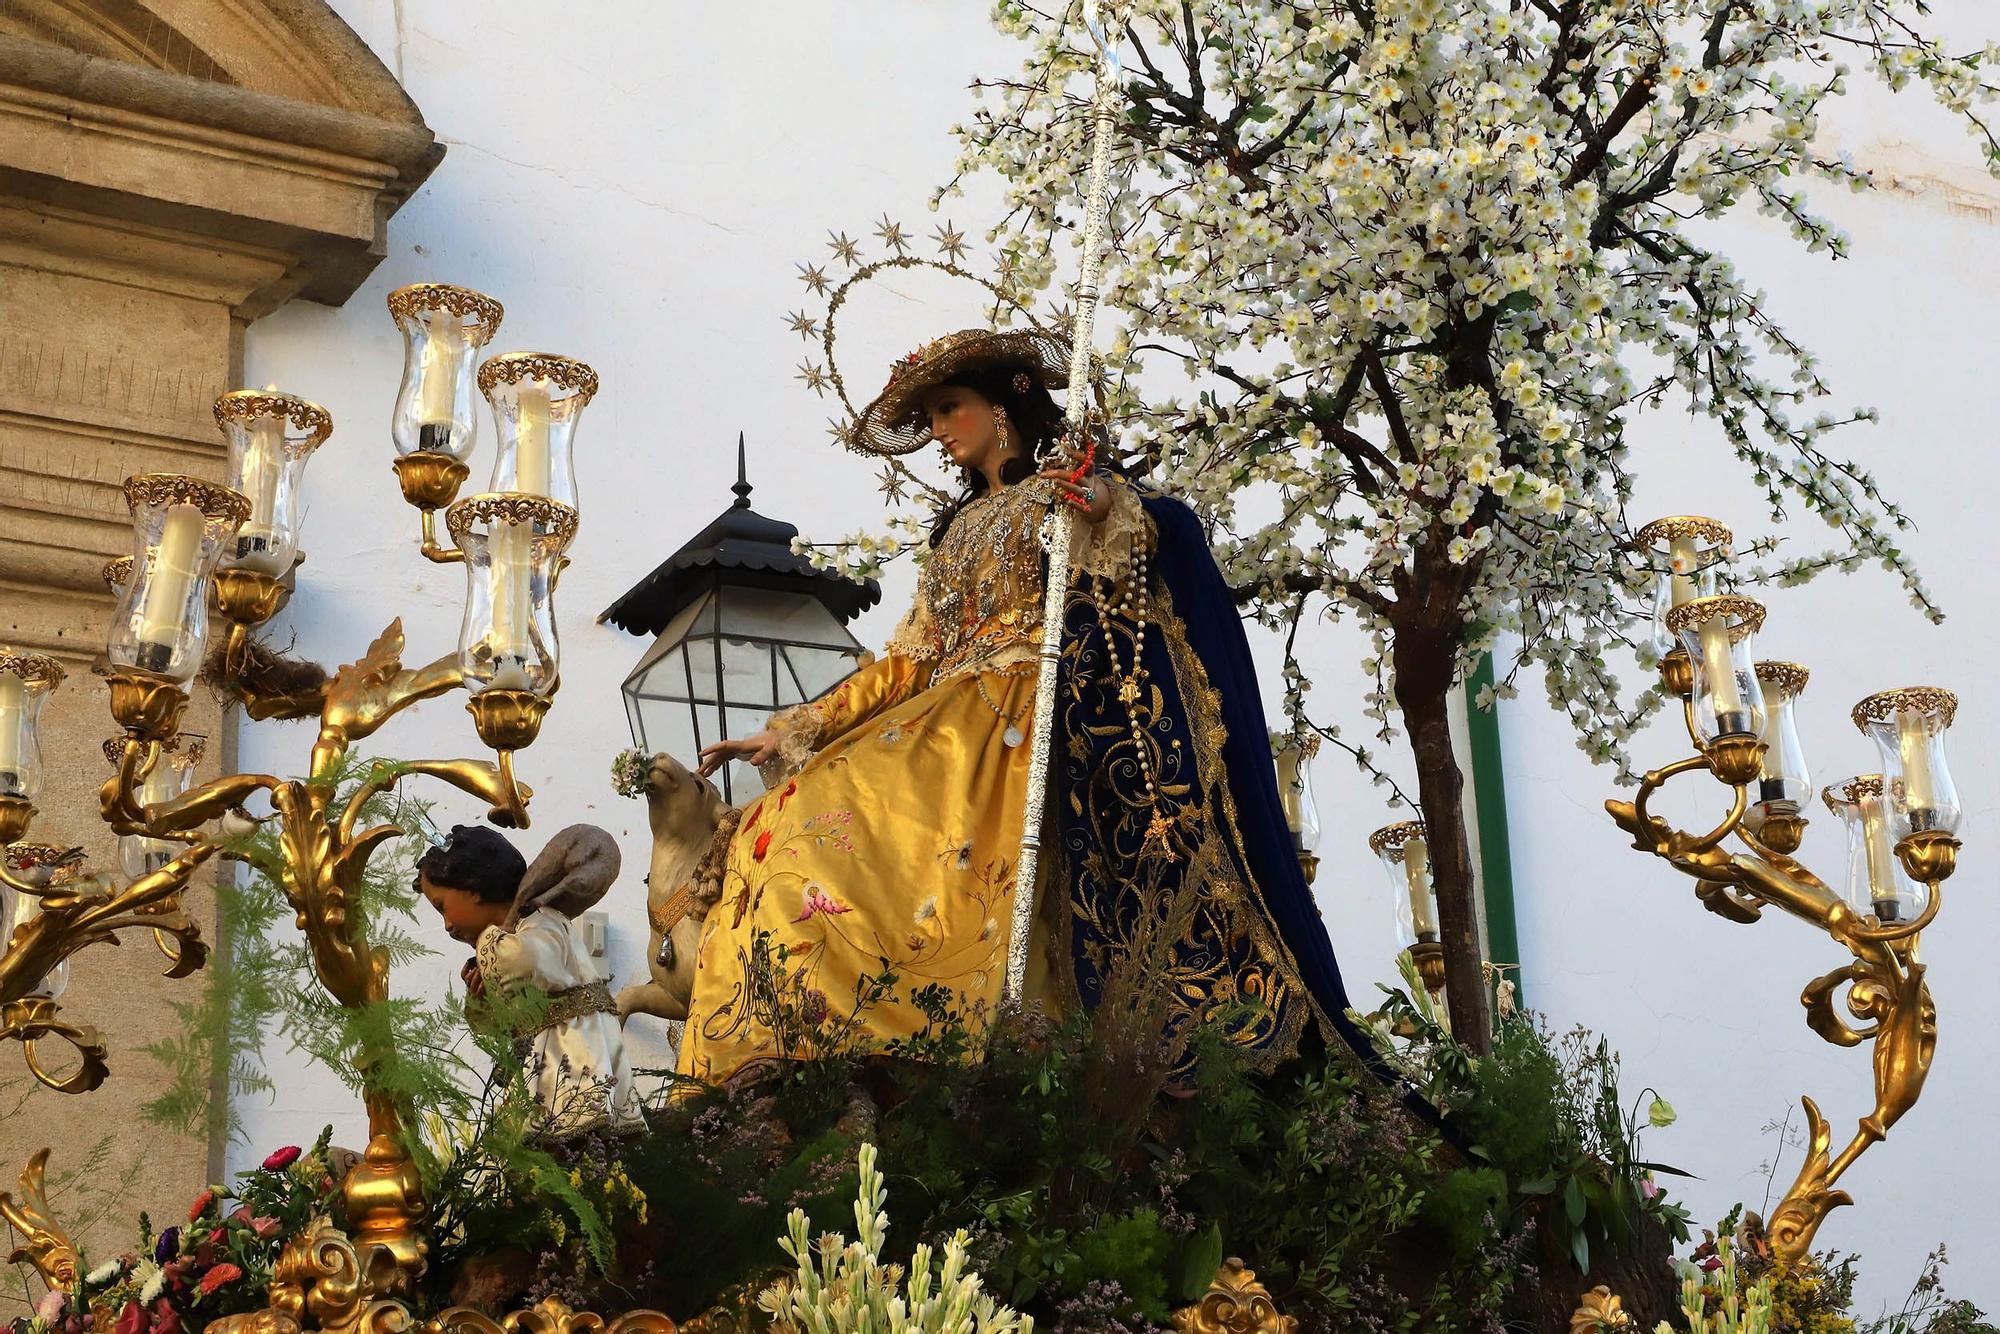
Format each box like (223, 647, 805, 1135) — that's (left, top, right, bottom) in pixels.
(1607, 516, 1956, 1263)
(0, 283, 599, 1304)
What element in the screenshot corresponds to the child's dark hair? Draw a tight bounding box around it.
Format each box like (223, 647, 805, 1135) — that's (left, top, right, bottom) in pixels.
(925, 365, 1068, 548)
(416, 824, 525, 904)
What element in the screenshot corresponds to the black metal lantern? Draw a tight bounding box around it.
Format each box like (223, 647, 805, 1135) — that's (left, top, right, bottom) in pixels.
(600, 436, 880, 802)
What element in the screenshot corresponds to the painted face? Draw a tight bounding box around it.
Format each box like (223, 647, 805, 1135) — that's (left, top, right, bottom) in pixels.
(923, 383, 1011, 474)
(419, 870, 510, 946)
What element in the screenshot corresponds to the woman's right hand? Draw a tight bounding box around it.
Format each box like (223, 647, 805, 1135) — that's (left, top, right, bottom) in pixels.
(697, 729, 780, 777)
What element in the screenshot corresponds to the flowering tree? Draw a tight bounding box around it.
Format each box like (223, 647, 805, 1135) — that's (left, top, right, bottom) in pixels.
(796, 0, 1995, 1050)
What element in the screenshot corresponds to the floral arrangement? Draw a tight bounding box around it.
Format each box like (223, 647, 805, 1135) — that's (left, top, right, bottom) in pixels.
(757, 1142, 1032, 1334)
(610, 748, 650, 800)
(13, 1132, 339, 1334)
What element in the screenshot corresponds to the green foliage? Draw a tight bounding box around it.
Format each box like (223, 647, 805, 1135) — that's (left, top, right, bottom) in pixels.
(138, 754, 457, 1143)
(1365, 990, 1694, 1277)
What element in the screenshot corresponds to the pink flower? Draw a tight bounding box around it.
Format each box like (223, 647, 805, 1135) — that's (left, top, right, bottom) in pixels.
(197, 1264, 242, 1298)
(248, 1216, 281, 1241)
(186, 1190, 215, 1224)
(260, 1146, 300, 1172)
(793, 887, 851, 923)
(35, 1290, 66, 1323)
(115, 1302, 143, 1334)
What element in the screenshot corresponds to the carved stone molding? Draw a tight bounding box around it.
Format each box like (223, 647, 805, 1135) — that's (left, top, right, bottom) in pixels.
(0, 0, 437, 1287)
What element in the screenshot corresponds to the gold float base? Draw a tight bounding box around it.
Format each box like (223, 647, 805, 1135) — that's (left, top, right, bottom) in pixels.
(106, 671, 189, 742)
(341, 1132, 428, 1294)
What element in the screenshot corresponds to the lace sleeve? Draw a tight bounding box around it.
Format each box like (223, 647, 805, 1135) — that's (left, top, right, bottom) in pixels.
(759, 648, 933, 787)
(1067, 477, 1154, 586)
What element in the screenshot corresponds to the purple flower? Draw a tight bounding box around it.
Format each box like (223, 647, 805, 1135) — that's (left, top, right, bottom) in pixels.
(153, 1228, 179, 1265)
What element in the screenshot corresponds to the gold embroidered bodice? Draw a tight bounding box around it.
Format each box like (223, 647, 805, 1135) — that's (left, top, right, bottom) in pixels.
(886, 477, 1150, 682)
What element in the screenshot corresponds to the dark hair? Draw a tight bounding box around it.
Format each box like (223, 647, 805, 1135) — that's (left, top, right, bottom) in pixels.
(925, 365, 1069, 548)
(415, 824, 525, 904)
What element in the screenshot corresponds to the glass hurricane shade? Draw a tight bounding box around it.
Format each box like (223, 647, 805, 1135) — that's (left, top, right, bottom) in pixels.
(214, 389, 329, 577)
(1635, 517, 1732, 657)
(2, 847, 72, 999)
(1853, 689, 1961, 838)
(621, 586, 866, 804)
(1274, 742, 1322, 853)
(479, 354, 598, 510)
(0, 654, 61, 801)
(1369, 821, 1437, 950)
(1668, 595, 1766, 743)
(1749, 663, 1811, 826)
(120, 746, 196, 880)
(389, 284, 504, 460)
(107, 477, 249, 684)
(447, 496, 578, 696)
(1824, 776, 1929, 925)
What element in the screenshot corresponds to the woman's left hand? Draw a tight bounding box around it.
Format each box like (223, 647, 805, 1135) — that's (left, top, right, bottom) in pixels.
(1040, 452, 1113, 525)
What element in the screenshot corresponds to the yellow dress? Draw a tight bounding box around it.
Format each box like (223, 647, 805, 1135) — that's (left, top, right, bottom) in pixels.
(676, 478, 1150, 1085)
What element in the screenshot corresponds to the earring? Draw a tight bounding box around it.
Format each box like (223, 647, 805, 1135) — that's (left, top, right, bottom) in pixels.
(992, 405, 1011, 451)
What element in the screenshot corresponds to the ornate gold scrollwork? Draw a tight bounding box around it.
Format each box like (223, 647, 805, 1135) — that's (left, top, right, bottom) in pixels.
(1606, 658, 1949, 1263)
(0, 841, 216, 1092)
(426, 1298, 677, 1334)
(1171, 1258, 1298, 1334)
(0, 1148, 83, 1291)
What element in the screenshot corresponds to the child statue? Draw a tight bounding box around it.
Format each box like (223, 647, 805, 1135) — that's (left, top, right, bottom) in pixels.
(418, 822, 644, 1138)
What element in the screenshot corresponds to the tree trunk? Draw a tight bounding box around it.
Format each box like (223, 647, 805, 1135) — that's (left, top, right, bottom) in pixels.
(1392, 630, 1492, 1055)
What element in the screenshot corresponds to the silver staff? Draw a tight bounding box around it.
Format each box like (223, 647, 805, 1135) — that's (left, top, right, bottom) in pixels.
(1005, 0, 1123, 1002)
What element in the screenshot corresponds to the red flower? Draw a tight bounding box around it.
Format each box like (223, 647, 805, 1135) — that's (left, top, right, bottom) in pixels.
(260, 1145, 301, 1172)
(744, 801, 762, 830)
(150, 1299, 182, 1334)
(778, 780, 797, 811)
(752, 830, 773, 862)
(186, 1190, 215, 1224)
(197, 1264, 243, 1297)
(115, 1302, 143, 1334)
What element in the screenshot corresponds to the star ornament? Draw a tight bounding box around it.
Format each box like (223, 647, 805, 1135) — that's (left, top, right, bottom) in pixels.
(796, 360, 830, 394)
(828, 230, 862, 266)
(932, 221, 969, 262)
(786, 310, 822, 339)
(874, 214, 912, 255)
(797, 262, 832, 295)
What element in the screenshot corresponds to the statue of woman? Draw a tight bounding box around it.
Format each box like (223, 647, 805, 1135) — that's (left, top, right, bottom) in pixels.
(679, 329, 1373, 1088)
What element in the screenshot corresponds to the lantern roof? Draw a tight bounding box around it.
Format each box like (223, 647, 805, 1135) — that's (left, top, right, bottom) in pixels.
(599, 433, 882, 636)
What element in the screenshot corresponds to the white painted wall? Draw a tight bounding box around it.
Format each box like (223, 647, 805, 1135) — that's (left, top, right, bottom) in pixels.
(236, 0, 1997, 1311)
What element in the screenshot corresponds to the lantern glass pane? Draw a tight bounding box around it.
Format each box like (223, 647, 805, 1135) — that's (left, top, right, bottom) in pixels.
(785, 644, 861, 700)
(716, 587, 861, 649)
(718, 636, 777, 709)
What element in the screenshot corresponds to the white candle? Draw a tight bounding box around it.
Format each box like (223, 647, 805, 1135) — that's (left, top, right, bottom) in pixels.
(1859, 790, 1901, 916)
(418, 312, 462, 428)
(234, 397, 286, 573)
(137, 503, 204, 665)
(514, 381, 552, 496)
(0, 673, 24, 792)
(1697, 614, 1747, 732)
(1896, 708, 1937, 822)
(1668, 534, 1700, 607)
(1404, 839, 1437, 940)
(487, 518, 534, 690)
